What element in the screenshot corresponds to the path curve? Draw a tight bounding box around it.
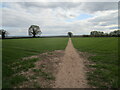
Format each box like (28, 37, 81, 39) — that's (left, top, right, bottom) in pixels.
(54, 38, 89, 88)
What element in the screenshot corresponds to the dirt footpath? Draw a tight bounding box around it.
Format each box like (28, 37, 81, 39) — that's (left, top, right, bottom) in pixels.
(53, 38, 89, 88)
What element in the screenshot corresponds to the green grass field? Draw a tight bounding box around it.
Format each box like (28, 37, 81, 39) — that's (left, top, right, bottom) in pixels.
(2, 38, 68, 88)
(72, 37, 119, 88)
(2, 37, 119, 88)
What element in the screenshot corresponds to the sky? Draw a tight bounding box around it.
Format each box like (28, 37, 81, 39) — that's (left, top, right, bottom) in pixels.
(0, 2, 118, 36)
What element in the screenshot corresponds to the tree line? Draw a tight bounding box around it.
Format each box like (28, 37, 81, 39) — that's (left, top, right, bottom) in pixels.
(90, 30, 120, 37)
(0, 24, 120, 39)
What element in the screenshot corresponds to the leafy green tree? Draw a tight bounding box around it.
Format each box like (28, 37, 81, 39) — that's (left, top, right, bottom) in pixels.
(0, 29, 8, 39)
(68, 32, 73, 37)
(104, 33, 109, 36)
(90, 31, 104, 36)
(109, 30, 120, 36)
(28, 25, 42, 37)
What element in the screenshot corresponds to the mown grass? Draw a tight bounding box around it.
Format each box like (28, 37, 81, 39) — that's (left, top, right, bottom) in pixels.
(72, 37, 118, 88)
(2, 38, 68, 88)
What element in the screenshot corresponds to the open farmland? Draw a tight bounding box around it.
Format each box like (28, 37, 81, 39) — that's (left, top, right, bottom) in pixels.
(2, 38, 68, 88)
(2, 37, 119, 88)
(1, 1, 119, 89)
(72, 37, 119, 88)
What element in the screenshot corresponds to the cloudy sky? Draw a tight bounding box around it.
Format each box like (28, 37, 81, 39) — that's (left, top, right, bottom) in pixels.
(0, 2, 118, 36)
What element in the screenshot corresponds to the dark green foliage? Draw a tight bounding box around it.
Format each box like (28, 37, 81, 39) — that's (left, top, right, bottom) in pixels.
(0, 29, 8, 39)
(90, 30, 120, 37)
(28, 25, 42, 37)
(90, 31, 104, 36)
(68, 32, 73, 37)
(109, 30, 120, 36)
(3, 75, 27, 88)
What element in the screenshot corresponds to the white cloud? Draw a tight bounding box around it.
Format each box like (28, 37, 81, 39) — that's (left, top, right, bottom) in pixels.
(1, 0, 119, 2)
(1, 2, 118, 36)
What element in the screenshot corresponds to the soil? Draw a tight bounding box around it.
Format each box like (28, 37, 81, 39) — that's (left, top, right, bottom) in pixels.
(16, 50, 64, 88)
(16, 38, 90, 88)
(53, 38, 89, 88)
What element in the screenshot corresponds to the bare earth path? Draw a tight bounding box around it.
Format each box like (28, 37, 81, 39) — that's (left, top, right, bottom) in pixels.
(54, 38, 89, 88)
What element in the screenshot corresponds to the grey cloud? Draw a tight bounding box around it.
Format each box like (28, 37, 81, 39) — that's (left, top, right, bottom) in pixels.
(21, 2, 118, 11)
(1, 2, 118, 36)
(88, 10, 118, 27)
(80, 2, 118, 13)
(19, 2, 82, 9)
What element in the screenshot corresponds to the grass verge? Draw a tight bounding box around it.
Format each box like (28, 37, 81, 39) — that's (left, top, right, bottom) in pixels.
(72, 37, 118, 88)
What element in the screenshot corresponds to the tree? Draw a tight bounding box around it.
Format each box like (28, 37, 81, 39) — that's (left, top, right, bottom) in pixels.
(109, 30, 120, 36)
(68, 32, 73, 37)
(0, 29, 8, 39)
(90, 31, 104, 36)
(28, 25, 42, 37)
(103, 33, 109, 36)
